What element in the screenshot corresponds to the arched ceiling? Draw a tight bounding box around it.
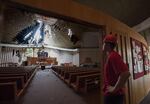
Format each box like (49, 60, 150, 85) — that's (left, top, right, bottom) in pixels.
(74, 0, 150, 27)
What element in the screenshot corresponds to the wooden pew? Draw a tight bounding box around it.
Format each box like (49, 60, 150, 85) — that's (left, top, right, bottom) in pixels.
(65, 70, 100, 84)
(54, 67, 64, 75)
(63, 68, 99, 79)
(0, 70, 30, 80)
(0, 82, 17, 103)
(85, 77, 100, 92)
(52, 66, 77, 78)
(0, 66, 37, 103)
(59, 67, 89, 78)
(59, 67, 77, 77)
(0, 66, 37, 78)
(0, 73, 28, 82)
(0, 76, 24, 90)
(71, 73, 100, 93)
(51, 66, 101, 93)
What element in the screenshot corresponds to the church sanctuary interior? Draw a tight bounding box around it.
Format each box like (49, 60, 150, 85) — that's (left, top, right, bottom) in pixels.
(0, 0, 150, 104)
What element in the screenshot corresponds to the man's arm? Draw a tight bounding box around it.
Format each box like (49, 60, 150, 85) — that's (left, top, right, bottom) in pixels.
(107, 71, 130, 93)
(114, 71, 130, 91)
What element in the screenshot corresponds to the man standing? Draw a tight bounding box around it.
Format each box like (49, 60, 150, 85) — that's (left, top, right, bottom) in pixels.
(103, 34, 130, 104)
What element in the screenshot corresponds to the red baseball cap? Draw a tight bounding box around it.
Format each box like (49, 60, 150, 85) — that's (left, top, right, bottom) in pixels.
(103, 34, 117, 44)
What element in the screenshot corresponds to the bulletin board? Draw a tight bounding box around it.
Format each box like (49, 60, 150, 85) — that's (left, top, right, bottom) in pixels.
(130, 38, 144, 79)
(142, 44, 150, 74)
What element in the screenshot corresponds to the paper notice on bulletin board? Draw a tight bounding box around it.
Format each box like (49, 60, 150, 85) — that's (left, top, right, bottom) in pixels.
(130, 38, 144, 79)
(142, 44, 150, 74)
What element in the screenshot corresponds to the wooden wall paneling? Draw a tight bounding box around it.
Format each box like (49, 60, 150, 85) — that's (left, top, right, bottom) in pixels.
(135, 78, 146, 104)
(125, 34, 134, 104)
(141, 76, 147, 99)
(144, 74, 150, 94)
(123, 34, 131, 104)
(114, 32, 131, 104)
(115, 33, 119, 52)
(120, 35, 123, 58)
(117, 33, 122, 56)
(124, 36, 127, 63)
(118, 33, 130, 104)
(121, 35, 129, 104)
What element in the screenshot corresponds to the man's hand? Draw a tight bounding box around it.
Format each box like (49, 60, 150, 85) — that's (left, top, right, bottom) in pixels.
(107, 86, 115, 93)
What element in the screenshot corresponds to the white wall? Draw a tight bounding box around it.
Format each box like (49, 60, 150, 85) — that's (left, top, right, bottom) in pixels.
(0, 47, 24, 66)
(33, 48, 78, 65)
(79, 48, 100, 66)
(0, 46, 79, 66)
(59, 51, 73, 65)
(81, 32, 100, 48)
(73, 52, 79, 66)
(79, 32, 102, 67)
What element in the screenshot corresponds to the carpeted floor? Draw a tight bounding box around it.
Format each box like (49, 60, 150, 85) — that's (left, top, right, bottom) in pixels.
(17, 69, 100, 104)
(140, 92, 150, 104)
